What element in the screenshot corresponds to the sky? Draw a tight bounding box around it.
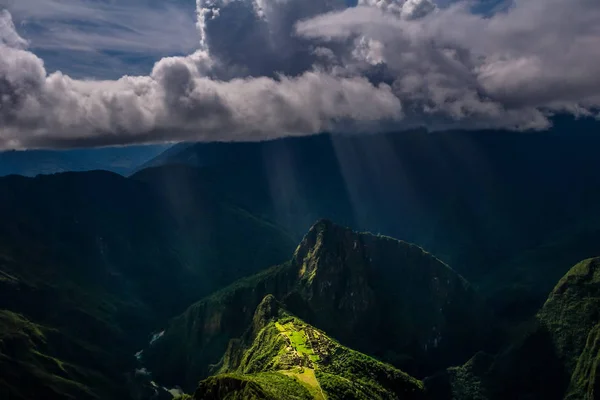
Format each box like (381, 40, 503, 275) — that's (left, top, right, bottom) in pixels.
(0, 0, 599, 149)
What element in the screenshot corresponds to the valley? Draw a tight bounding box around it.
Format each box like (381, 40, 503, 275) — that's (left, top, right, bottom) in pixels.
(0, 126, 599, 399)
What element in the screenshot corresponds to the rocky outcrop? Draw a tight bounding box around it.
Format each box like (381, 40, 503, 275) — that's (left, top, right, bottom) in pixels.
(290, 220, 491, 376)
(537, 257, 600, 372)
(565, 322, 600, 400)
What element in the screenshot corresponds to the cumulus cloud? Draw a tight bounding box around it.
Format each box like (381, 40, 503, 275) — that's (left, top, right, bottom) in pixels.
(297, 0, 600, 129)
(1, 0, 600, 149)
(0, 11, 400, 149)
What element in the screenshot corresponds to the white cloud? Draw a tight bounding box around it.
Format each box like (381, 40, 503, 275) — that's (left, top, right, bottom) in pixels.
(0, 13, 401, 149)
(1, 0, 600, 149)
(0, 9, 27, 48)
(297, 0, 600, 129)
(5, 0, 199, 55)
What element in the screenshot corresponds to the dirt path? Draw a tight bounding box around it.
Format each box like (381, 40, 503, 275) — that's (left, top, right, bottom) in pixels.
(280, 368, 326, 400)
(275, 322, 327, 400)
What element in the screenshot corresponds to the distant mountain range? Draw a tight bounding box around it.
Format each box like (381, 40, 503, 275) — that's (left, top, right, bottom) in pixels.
(0, 118, 599, 399)
(0, 144, 169, 177)
(138, 118, 600, 319)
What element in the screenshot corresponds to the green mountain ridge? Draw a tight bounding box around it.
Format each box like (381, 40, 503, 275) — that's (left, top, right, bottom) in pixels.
(425, 257, 600, 400)
(145, 245, 600, 400)
(139, 126, 600, 312)
(143, 220, 493, 392)
(192, 294, 425, 400)
(0, 170, 296, 399)
(0, 146, 598, 400)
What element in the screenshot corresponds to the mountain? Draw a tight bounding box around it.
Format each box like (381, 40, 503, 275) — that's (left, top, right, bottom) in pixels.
(1, 121, 599, 399)
(0, 144, 169, 177)
(0, 170, 295, 399)
(135, 119, 600, 324)
(142, 220, 493, 392)
(425, 257, 600, 400)
(140, 223, 600, 400)
(193, 294, 425, 400)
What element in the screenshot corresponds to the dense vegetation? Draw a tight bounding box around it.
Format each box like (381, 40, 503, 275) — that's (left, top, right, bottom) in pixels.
(424, 257, 600, 400)
(1, 122, 599, 399)
(0, 171, 295, 399)
(193, 294, 424, 400)
(142, 124, 600, 320)
(143, 220, 491, 391)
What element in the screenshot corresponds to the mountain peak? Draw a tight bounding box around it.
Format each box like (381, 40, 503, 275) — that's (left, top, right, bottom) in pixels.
(145, 221, 491, 388)
(550, 257, 600, 296)
(293, 219, 347, 256)
(293, 219, 363, 283)
(538, 257, 600, 372)
(251, 294, 288, 335)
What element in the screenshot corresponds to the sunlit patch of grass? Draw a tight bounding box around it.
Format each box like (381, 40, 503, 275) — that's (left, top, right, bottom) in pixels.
(281, 367, 326, 400)
(277, 321, 318, 360)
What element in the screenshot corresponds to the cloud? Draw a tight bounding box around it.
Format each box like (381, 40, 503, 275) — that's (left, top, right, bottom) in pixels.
(356, 0, 436, 19)
(1, 0, 600, 149)
(296, 0, 600, 129)
(194, 0, 347, 77)
(0, 15, 401, 149)
(3, 0, 199, 78)
(0, 9, 28, 48)
(6, 0, 198, 55)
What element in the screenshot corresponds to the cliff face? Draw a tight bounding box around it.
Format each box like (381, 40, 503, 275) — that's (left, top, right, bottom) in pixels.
(145, 220, 491, 390)
(290, 220, 490, 376)
(426, 257, 600, 400)
(566, 322, 600, 400)
(143, 264, 298, 389)
(540, 257, 600, 400)
(537, 257, 600, 372)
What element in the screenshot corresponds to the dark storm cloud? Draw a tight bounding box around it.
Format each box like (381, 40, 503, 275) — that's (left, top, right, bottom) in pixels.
(0, 0, 599, 149)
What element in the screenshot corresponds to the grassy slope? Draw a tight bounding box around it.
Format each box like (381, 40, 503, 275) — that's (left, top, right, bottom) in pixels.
(0, 310, 104, 400)
(194, 295, 425, 400)
(145, 220, 491, 391)
(0, 170, 296, 399)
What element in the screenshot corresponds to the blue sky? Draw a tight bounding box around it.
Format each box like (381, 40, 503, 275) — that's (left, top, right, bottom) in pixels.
(5, 0, 199, 78)
(4, 0, 506, 80)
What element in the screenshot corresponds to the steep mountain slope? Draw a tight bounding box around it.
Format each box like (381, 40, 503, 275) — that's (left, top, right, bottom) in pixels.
(193, 294, 425, 400)
(0, 310, 102, 400)
(537, 258, 600, 373)
(0, 170, 295, 399)
(143, 220, 492, 391)
(566, 323, 600, 400)
(425, 257, 600, 400)
(136, 120, 600, 323)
